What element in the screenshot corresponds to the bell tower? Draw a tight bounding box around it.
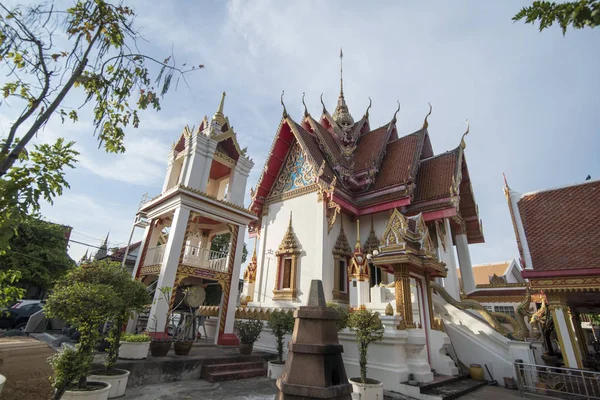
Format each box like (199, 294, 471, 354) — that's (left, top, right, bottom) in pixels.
(131, 93, 256, 345)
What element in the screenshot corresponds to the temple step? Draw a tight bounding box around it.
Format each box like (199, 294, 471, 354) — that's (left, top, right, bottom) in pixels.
(419, 375, 488, 400)
(201, 361, 267, 382)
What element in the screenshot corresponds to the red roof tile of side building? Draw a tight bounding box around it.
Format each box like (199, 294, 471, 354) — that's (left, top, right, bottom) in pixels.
(518, 179, 600, 271)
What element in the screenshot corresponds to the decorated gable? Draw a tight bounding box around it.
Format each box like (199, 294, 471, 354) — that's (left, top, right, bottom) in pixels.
(270, 141, 316, 197)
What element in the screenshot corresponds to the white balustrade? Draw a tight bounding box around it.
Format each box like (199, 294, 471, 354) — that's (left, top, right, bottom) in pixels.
(182, 245, 228, 272)
(144, 245, 166, 266)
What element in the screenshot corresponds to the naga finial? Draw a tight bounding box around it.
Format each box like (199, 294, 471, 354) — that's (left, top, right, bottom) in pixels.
(460, 119, 469, 149)
(302, 92, 308, 117)
(365, 97, 372, 118)
(392, 101, 401, 123)
(423, 102, 432, 129)
(320, 93, 327, 114)
(281, 90, 288, 118)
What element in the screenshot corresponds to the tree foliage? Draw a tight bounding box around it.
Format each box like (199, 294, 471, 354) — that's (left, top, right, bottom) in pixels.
(267, 310, 294, 363)
(0, 269, 25, 311)
(514, 0, 600, 34)
(0, 215, 75, 295)
(211, 233, 248, 263)
(0, 0, 201, 253)
(347, 309, 385, 384)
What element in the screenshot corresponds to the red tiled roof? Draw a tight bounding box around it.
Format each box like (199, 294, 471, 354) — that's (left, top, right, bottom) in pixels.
(290, 120, 335, 180)
(370, 131, 420, 190)
(413, 149, 458, 203)
(353, 126, 389, 171)
(518, 180, 600, 271)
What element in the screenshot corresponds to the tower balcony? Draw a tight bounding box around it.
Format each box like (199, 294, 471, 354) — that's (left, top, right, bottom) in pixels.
(143, 244, 228, 273)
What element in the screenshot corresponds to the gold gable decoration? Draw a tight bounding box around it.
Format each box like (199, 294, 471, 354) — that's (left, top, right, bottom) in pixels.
(273, 212, 301, 301)
(270, 141, 316, 198)
(380, 208, 409, 252)
(243, 240, 258, 283)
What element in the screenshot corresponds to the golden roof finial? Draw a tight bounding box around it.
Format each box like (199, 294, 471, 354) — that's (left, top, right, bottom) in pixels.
(252, 237, 257, 262)
(320, 93, 327, 114)
(392, 101, 401, 123)
(302, 92, 308, 117)
(340, 47, 344, 96)
(355, 218, 361, 251)
(423, 102, 432, 129)
(288, 210, 293, 228)
(281, 90, 288, 118)
(212, 92, 226, 122)
(365, 97, 372, 118)
(460, 119, 470, 149)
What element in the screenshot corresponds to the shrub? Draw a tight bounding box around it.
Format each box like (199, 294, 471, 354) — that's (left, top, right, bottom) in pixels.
(347, 309, 385, 384)
(121, 333, 151, 342)
(327, 302, 349, 332)
(268, 310, 295, 363)
(235, 317, 263, 345)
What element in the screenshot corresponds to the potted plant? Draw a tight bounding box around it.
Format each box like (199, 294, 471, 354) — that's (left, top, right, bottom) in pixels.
(267, 310, 295, 379)
(235, 317, 263, 355)
(45, 264, 123, 400)
(118, 333, 151, 360)
(173, 313, 195, 356)
(347, 309, 385, 400)
(88, 262, 150, 398)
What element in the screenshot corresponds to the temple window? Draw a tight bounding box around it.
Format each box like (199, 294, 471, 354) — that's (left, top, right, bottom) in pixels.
(273, 212, 301, 301)
(494, 305, 516, 319)
(332, 218, 352, 303)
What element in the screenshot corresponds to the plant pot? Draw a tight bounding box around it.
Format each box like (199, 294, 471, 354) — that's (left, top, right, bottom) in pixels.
(239, 342, 253, 355)
(268, 361, 285, 379)
(88, 369, 130, 398)
(349, 377, 384, 400)
(60, 381, 111, 400)
(174, 341, 193, 356)
(469, 364, 484, 381)
(503, 377, 517, 390)
(118, 341, 150, 360)
(535, 382, 547, 395)
(0, 374, 5, 395)
(149, 341, 171, 357)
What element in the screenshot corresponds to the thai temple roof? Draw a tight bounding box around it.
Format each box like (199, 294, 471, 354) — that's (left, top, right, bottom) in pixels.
(249, 52, 484, 244)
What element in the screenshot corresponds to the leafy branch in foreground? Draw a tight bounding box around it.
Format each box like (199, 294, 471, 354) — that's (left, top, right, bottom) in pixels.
(513, 0, 600, 34)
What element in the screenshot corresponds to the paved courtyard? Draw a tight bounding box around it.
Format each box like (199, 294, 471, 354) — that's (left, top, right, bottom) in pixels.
(123, 377, 530, 400)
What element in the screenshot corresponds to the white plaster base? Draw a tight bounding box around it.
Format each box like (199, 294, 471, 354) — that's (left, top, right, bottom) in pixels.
(427, 330, 459, 376)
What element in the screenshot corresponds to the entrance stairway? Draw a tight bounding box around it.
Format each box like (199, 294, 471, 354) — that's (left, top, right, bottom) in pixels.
(200, 357, 268, 382)
(417, 374, 487, 400)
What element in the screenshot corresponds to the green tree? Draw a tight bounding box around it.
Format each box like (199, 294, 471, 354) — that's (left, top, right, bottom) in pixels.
(0, 216, 75, 296)
(514, 0, 600, 34)
(0, 269, 25, 311)
(347, 309, 385, 384)
(211, 233, 248, 263)
(267, 310, 294, 363)
(0, 1, 202, 253)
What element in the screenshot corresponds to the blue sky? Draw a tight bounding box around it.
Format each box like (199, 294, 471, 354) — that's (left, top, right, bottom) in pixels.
(3, 0, 598, 271)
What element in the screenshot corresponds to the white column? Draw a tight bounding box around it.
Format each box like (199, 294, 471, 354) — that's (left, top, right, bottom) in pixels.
(131, 222, 151, 279)
(553, 308, 580, 368)
(455, 233, 476, 294)
(227, 157, 253, 206)
(221, 225, 246, 338)
(182, 134, 217, 192)
(147, 207, 190, 334)
(161, 154, 175, 192)
(437, 219, 461, 301)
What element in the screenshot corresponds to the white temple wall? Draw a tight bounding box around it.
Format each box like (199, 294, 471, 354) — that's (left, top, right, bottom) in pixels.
(250, 191, 326, 308)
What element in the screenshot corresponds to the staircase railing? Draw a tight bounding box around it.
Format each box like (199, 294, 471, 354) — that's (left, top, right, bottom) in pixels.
(514, 361, 600, 399)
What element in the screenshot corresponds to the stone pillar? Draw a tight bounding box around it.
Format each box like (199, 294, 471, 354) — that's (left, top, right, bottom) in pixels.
(217, 224, 246, 345)
(424, 273, 435, 331)
(131, 220, 153, 280)
(394, 264, 414, 328)
(227, 157, 253, 206)
(182, 133, 217, 192)
(147, 207, 190, 334)
(437, 219, 460, 301)
(455, 233, 476, 294)
(548, 292, 582, 368)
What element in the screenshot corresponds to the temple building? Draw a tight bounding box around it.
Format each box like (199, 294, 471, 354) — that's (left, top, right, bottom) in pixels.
(505, 177, 600, 369)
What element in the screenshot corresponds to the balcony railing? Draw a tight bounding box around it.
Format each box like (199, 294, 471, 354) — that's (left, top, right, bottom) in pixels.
(182, 245, 228, 272)
(514, 361, 600, 399)
(144, 245, 166, 266)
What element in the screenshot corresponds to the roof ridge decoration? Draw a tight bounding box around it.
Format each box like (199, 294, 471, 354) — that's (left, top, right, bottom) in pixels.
(392, 101, 401, 124)
(333, 216, 352, 257)
(302, 92, 309, 117)
(365, 97, 372, 119)
(276, 211, 301, 255)
(460, 119, 469, 149)
(281, 90, 288, 118)
(423, 103, 432, 129)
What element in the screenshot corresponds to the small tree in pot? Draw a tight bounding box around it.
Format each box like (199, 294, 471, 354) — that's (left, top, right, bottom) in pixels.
(235, 317, 263, 355)
(267, 310, 295, 379)
(87, 261, 149, 398)
(347, 309, 385, 399)
(45, 269, 122, 400)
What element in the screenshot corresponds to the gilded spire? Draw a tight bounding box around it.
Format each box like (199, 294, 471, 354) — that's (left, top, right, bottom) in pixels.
(355, 218, 361, 251)
(213, 92, 226, 121)
(252, 237, 257, 263)
(332, 48, 354, 130)
(364, 214, 380, 253)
